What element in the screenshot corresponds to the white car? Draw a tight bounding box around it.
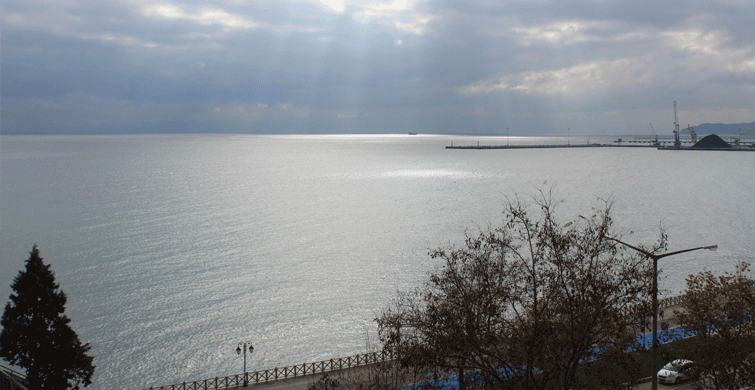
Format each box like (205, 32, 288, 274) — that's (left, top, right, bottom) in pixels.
(658, 359, 695, 384)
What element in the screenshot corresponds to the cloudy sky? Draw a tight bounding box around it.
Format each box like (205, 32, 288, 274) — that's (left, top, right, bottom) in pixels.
(1, 0, 753, 135)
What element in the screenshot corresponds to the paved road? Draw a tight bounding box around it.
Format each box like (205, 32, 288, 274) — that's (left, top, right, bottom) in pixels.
(241, 375, 696, 390)
(241, 374, 322, 390)
(634, 378, 695, 390)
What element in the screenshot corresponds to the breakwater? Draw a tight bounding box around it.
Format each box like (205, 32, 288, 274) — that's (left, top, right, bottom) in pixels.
(446, 142, 755, 151)
(657, 146, 755, 151)
(446, 143, 653, 149)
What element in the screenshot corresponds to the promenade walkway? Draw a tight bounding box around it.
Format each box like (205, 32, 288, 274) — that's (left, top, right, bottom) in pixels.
(143, 296, 687, 390)
(223, 364, 379, 390)
(141, 351, 394, 390)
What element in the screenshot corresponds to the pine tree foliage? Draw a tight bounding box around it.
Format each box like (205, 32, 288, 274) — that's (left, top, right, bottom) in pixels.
(1, 245, 95, 390)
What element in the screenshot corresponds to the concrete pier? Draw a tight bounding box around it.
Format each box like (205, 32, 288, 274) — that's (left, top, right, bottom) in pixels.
(446, 143, 654, 150)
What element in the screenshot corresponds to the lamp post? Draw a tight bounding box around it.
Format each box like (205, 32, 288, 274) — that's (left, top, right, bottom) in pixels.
(236, 341, 254, 387)
(607, 237, 717, 390)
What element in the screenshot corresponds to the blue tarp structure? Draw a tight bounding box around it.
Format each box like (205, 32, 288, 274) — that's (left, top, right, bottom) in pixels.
(634, 326, 697, 351)
(405, 326, 700, 390)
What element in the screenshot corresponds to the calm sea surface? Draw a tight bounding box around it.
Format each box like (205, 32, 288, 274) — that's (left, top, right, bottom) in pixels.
(1, 134, 754, 389)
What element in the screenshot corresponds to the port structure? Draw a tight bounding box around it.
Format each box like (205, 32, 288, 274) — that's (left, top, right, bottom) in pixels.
(687, 124, 697, 143)
(673, 101, 681, 148)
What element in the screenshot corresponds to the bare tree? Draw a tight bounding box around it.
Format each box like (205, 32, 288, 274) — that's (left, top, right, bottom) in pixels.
(674, 262, 755, 390)
(377, 192, 661, 389)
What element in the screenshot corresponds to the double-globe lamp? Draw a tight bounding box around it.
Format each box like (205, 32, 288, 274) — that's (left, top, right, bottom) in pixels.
(236, 341, 254, 387)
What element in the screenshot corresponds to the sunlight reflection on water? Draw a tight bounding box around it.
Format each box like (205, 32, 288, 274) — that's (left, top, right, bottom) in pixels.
(1, 134, 753, 389)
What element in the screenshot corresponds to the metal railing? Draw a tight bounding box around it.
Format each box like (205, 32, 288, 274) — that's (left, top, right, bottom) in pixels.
(621, 294, 685, 317)
(0, 364, 28, 390)
(143, 349, 394, 390)
(658, 295, 685, 308)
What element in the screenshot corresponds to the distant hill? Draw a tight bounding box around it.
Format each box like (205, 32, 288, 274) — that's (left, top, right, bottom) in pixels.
(693, 121, 755, 135)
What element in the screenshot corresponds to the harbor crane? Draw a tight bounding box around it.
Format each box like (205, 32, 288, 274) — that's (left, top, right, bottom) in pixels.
(649, 123, 660, 146)
(671, 101, 696, 147)
(687, 124, 697, 143)
(735, 127, 753, 146)
(672, 101, 681, 148)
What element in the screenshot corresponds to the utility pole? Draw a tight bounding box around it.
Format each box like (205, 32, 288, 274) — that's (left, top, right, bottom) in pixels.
(606, 237, 717, 390)
(673, 101, 680, 148)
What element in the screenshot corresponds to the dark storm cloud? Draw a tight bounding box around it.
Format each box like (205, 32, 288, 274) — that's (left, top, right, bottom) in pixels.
(1, 0, 753, 134)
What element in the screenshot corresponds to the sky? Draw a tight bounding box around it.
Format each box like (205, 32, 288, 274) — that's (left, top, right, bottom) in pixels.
(1, 0, 754, 135)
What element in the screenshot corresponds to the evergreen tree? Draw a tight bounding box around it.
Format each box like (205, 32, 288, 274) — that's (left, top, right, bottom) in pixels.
(1, 245, 95, 389)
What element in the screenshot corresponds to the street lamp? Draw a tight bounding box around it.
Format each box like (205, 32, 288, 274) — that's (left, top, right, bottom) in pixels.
(607, 237, 717, 390)
(236, 341, 254, 387)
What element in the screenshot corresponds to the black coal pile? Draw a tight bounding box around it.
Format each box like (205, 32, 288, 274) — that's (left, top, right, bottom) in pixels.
(692, 134, 731, 148)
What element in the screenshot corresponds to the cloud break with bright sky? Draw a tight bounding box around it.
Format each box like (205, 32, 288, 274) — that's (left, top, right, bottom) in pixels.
(1, 0, 753, 134)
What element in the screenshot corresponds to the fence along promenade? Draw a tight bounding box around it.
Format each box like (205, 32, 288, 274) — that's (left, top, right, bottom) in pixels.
(0, 364, 27, 390)
(142, 296, 686, 390)
(621, 295, 685, 318)
(142, 349, 394, 390)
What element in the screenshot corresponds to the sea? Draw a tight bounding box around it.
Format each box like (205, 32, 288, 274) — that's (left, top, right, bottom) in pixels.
(1, 134, 753, 389)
